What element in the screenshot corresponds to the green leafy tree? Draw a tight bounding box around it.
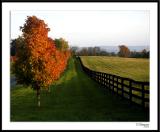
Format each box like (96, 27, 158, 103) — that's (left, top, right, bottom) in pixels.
(55, 38, 69, 51)
(10, 39, 17, 56)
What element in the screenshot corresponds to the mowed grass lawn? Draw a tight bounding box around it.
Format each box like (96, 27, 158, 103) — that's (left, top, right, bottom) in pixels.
(80, 56, 149, 82)
(11, 57, 149, 121)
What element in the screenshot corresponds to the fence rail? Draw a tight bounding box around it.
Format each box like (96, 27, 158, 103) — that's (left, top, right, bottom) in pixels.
(78, 56, 149, 108)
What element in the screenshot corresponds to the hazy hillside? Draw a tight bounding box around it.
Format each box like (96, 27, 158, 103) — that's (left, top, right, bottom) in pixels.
(76, 45, 150, 53)
(100, 46, 150, 53)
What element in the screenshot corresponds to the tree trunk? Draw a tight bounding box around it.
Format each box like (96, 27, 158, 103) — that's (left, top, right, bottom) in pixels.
(47, 86, 50, 93)
(37, 87, 40, 107)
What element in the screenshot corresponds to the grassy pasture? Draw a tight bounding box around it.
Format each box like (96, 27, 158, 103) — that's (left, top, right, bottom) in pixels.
(80, 56, 149, 82)
(11, 57, 149, 121)
(80, 56, 150, 106)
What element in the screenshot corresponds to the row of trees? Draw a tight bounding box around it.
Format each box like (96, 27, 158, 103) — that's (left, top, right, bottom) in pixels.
(71, 45, 149, 58)
(11, 16, 71, 107)
(71, 46, 116, 56)
(118, 45, 149, 58)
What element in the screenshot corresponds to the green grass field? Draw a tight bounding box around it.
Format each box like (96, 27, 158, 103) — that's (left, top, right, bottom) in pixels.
(80, 56, 149, 82)
(11, 57, 149, 121)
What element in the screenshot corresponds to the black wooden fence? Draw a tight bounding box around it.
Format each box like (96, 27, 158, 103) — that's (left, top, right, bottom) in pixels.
(78, 56, 149, 108)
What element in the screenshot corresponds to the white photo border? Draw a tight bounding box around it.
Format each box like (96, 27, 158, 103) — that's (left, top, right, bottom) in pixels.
(2, 2, 158, 130)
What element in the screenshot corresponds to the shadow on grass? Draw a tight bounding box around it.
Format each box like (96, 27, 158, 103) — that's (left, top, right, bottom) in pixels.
(11, 57, 149, 122)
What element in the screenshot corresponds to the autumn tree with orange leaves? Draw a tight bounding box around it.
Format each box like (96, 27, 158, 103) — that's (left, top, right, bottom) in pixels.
(13, 16, 70, 107)
(118, 45, 131, 58)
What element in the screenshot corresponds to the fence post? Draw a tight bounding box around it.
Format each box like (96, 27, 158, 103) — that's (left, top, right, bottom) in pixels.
(90, 70, 92, 78)
(104, 74, 106, 86)
(102, 73, 103, 85)
(129, 80, 132, 103)
(100, 73, 102, 84)
(106, 74, 108, 88)
(121, 78, 124, 98)
(104, 73, 105, 86)
(116, 77, 118, 95)
(105, 74, 107, 87)
(109, 75, 111, 91)
(111, 75, 114, 92)
(106, 74, 107, 87)
(102, 73, 104, 86)
(142, 84, 145, 108)
(93, 72, 95, 81)
(98, 73, 100, 83)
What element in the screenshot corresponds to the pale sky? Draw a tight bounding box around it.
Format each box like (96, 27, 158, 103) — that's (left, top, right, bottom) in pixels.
(11, 10, 150, 47)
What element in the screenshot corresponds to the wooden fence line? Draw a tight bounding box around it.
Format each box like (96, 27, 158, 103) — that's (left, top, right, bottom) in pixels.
(77, 56, 149, 108)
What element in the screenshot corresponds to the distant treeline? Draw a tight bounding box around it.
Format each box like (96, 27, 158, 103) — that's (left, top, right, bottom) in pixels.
(11, 41, 149, 58)
(70, 45, 149, 58)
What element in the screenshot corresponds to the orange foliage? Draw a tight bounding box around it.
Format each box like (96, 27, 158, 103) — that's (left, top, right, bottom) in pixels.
(14, 16, 71, 89)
